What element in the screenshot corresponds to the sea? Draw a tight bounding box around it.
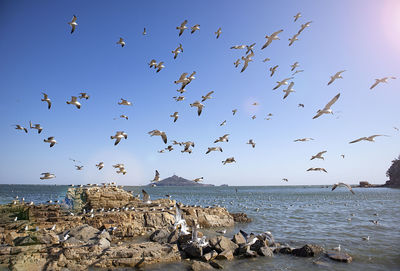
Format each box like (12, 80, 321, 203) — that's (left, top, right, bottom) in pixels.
(1, 184, 399, 271)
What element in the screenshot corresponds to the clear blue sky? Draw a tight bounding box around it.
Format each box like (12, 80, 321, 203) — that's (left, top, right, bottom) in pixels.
(0, 0, 399, 186)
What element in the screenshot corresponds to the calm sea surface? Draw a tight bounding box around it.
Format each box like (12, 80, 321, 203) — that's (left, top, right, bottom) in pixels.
(1, 185, 399, 270)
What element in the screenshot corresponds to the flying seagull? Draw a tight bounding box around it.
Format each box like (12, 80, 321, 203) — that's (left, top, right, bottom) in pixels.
(298, 103, 305, 108)
(191, 24, 200, 34)
(66, 96, 81, 109)
(246, 43, 256, 54)
(327, 70, 346, 85)
(311, 151, 327, 160)
(118, 98, 132, 106)
(307, 167, 327, 173)
(246, 139, 256, 148)
(283, 82, 295, 99)
(215, 27, 222, 39)
(177, 20, 188, 36)
(29, 121, 43, 134)
(68, 15, 77, 34)
(269, 65, 279, 77)
(143, 28, 147, 35)
(44, 137, 57, 147)
(332, 182, 355, 194)
(206, 147, 223, 154)
(288, 33, 300, 46)
(291, 62, 300, 71)
(172, 44, 184, 59)
(152, 170, 160, 182)
(170, 112, 179, 122)
(273, 77, 294, 90)
(220, 120, 226, 126)
(282, 178, 288, 182)
(79, 93, 89, 100)
(263, 58, 271, 62)
(312, 93, 340, 119)
(15, 124, 28, 133)
(349, 135, 388, 144)
(110, 131, 128, 146)
(173, 96, 185, 102)
(232, 109, 237, 115)
(165, 145, 174, 152)
(262, 29, 283, 49)
(116, 37, 126, 47)
(201, 91, 214, 102)
(148, 130, 167, 144)
(294, 12, 301, 22)
(190, 101, 204, 116)
(214, 134, 229, 143)
(234, 59, 241, 68)
(96, 162, 104, 170)
(41, 93, 51, 109)
(241, 52, 254, 73)
(370, 77, 396, 90)
(230, 45, 246, 50)
(193, 177, 203, 183)
(75, 165, 83, 170)
(298, 21, 312, 34)
(40, 173, 56, 180)
(222, 157, 236, 165)
(294, 138, 314, 142)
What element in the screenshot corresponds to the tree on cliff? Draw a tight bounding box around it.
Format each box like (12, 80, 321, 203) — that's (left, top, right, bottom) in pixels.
(386, 155, 400, 186)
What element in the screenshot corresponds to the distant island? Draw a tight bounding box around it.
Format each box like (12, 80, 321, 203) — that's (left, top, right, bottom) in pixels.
(147, 175, 214, 187)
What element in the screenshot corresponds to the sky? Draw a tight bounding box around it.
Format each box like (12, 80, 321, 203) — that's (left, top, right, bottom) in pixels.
(0, 0, 399, 186)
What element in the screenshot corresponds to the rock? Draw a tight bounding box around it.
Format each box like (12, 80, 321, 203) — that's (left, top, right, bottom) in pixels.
(68, 224, 100, 242)
(274, 247, 292, 254)
(326, 252, 353, 263)
(150, 229, 171, 243)
(231, 233, 246, 245)
(96, 237, 111, 249)
(258, 246, 273, 257)
(177, 234, 192, 249)
(209, 236, 238, 253)
(215, 250, 233, 260)
(13, 235, 38, 246)
(5, 231, 18, 246)
(230, 213, 252, 223)
(292, 244, 324, 257)
(63, 236, 84, 247)
(243, 247, 258, 258)
(167, 230, 179, 244)
(35, 231, 59, 245)
(191, 260, 214, 271)
(184, 243, 203, 259)
(313, 260, 331, 267)
(97, 230, 111, 241)
(209, 260, 224, 269)
(201, 250, 218, 262)
(250, 239, 266, 252)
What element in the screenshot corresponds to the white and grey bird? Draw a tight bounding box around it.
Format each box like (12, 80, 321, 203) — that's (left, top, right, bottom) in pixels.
(291, 62, 300, 71)
(232, 109, 237, 115)
(116, 37, 125, 47)
(293, 12, 301, 22)
(246, 43, 256, 54)
(349, 135, 388, 144)
(142, 189, 151, 203)
(68, 15, 78, 34)
(269, 65, 279, 77)
(370, 76, 396, 90)
(181, 141, 195, 154)
(288, 33, 300, 46)
(41, 93, 52, 109)
(15, 124, 28, 133)
(116, 167, 127, 175)
(261, 29, 283, 49)
(110, 131, 128, 146)
(165, 145, 174, 152)
(79, 93, 89, 100)
(239, 230, 258, 247)
(292, 69, 304, 76)
(263, 58, 271, 62)
(298, 21, 312, 33)
(190, 101, 204, 116)
(312, 93, 340, 119)
(40, 172, 56, 180)
(307, 167, 327, 173)
(201, 91, 214, 102)
(311, 151, 327, 160)
(234, 59, 241, 68)
(215, 27, 222, 39)
(332, 182, 355, 194)
(206, 146, 223, 154)
(75, 165, 83, 170)
(155, 62, 165, 73)
(230, 45, 246, 50)
(149, 59, 157, 69)
(214, 134, 229, 143)
(44, 137, 57, 147)
(143, 27, 147, 35)
(172, 44, 183, 59)
(177, 20, 188, 36)
(96, 162, 104, 170)
(327, 70, 346, 85)
(222, 157, 236, 165)
(273, 77, 294, 90)
(170, 112, 179, 122)
(148, 130, 167, 144)
(282, 178, 289, 182)
(294, 138, 314, 142)
(173, 96, 185, 102)
(152, 170, 160, 182)
(220, 120, 226, 126)
(118, 98, 132, 106)
(241, 52, 254, 73)
(66, 96, 81, 109)
(190, 24, 200, 34)
(193, 177, 203, 183)
(246, 139, 256, 148)
(283, 82, 295, 99)
(29, 121, 43, 134)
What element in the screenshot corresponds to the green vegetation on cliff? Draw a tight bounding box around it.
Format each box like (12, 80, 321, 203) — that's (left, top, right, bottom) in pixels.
(385, 155, 400, 187)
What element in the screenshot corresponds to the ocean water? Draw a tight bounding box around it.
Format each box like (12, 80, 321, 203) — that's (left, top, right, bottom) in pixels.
(1, 185, 399, 270)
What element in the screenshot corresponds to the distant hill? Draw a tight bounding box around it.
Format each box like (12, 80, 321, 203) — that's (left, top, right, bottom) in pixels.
(148, 175, 214, 186)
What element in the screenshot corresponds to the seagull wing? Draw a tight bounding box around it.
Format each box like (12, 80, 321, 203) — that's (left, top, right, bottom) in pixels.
(271, 29, 284, 37)
(161, 132, 167, 144)
(349, 137, 366, 144)
(142, 190, 150, 202)
(370, 80, 379, 90)
(323, 93, 340, 110)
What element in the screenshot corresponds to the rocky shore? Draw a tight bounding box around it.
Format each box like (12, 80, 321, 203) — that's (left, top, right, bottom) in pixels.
(0, 186, 351, 270)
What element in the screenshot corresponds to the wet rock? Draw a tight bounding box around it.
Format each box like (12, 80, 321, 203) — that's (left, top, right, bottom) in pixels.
(231, 233, 246, 245)
(209, 236, 238, 253)
(150, 229, 171, 243)
(191, 260, 214, 270)
(167, 230, 179, 244)
(250, 239, 266, 252)
(177, 234, 193, 249)
(326, 252, 353, 263)
(230, 213, 252, 223)
(201, 250, 218, 262)
(216, 250, 233, 260)
(292, 244, 324, 257)
(209, 260, 224, 269)
(313, 260, 331, 267)
(274, 246, 293, 254)
(184, 243, 203, 259)
(258, 246, 273, 257)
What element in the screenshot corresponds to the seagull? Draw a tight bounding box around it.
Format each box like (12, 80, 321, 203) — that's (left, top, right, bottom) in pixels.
(68, 15, 77, 34)
(394, 127, 399, 131)
(174, 72, 189, 84)
(190, 101, 204, 116)
(332, 182, 355, 194)
(214, 134, 229, 143)
(142, 190, 151, 203)
(246, 139, 256, 148)
(215, 27, 222, 39)
(172, 44, 183, 59)
(206, 147, 223, 154)
(282, 178, 288, 182)
(41, 93, 51, 109)
(66, 96, 81, 109)
(291, 62, 300, 71)
(158, 150, 165, 153)
(288, 33, 300, 46)
(241, 52, 254, 73)
(79, 93, 89, 100)
(327, 70, 346, 85)
(362, 236, 370, 241)
(252, 102, 259, 106)
(311, 151, 327, 160)
(40, 173, 56, 180)
(191, 24, 200, 34)
(193, 177, 203, 183)
(118, 98, 132, 106)
(152, 170, 160, 182)
(116, 37, 125, 47)
(341, 154, 345, 158)
(370, 77, 396, 90)
(349, 135, 388, 144)
(251, 115, 256, 120)
(110, 131, 128, 145)
(44, 137, 57, 147)
(246, 43, 256, 54)
(293, 69, 304, 76)
(15, 124, 28, 133)
(234, 59, 241, 68)
(312, 93, 340, 119)
(298, 21, 312, 33)
(75, 165, 84, 170)
(294, 138, 314, 142)
(149, 59, 157, 69)
(332, 244, 341, 252)
(148, 130, 167, 144)
(165, 145, 174, 151)
(283, 82, 295, 99)
(369, 220, 379, 225)
(14, 217, 18, 222)
(181, 141, 195, 154)
(294, 12, 301, 22)
(116, 167, 127, 175)
(173, 96, 185, 102)
(143, 27, 147, 35)
(177, 20, 188, 36)
(216, 229, 226, 234)
(298, 103, 305, 107)
(201, 91, 214, 102)
(222, 157, 236, 165)
(170, 112, 179, 122)
(269, 65, 278, 77)
(112, 164, 125, 169)
(220, 120, 226, 126)
(273, 77, 294, 90)
(172, 140, 182, 146)
(307, 168, 328, 173)
(156, 62, 165, 73)
(230, 45, 246, 49)
(232, 109, 237, 115)
(96, 162, 104, 170)
(261, 29, 283, 49)
(115, 115, 128, 120)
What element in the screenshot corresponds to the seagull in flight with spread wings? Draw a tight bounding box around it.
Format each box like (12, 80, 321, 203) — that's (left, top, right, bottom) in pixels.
(313, 93, 340, 119)
(349, 135, 388, 144)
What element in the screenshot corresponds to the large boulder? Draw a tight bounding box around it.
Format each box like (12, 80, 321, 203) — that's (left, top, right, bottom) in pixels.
(184, 243, 203, 259)
(209, 236, 238, 253)
(230, 213, 252, 223)
(215, 249, 233, 260)
(68, 224, 99, 242)
(292, 244, 324, 257)
(231, 232, 246, 245)
(258, 246, 273, 257)
(150, 229, 170, 244)
(191, 260, 214, 271)
(326, 252, 353, 263)
(201, 250, 218, 262)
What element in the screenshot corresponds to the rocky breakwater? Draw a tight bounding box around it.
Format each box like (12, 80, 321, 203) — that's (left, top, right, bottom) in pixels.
(0, 186, 249, 270)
